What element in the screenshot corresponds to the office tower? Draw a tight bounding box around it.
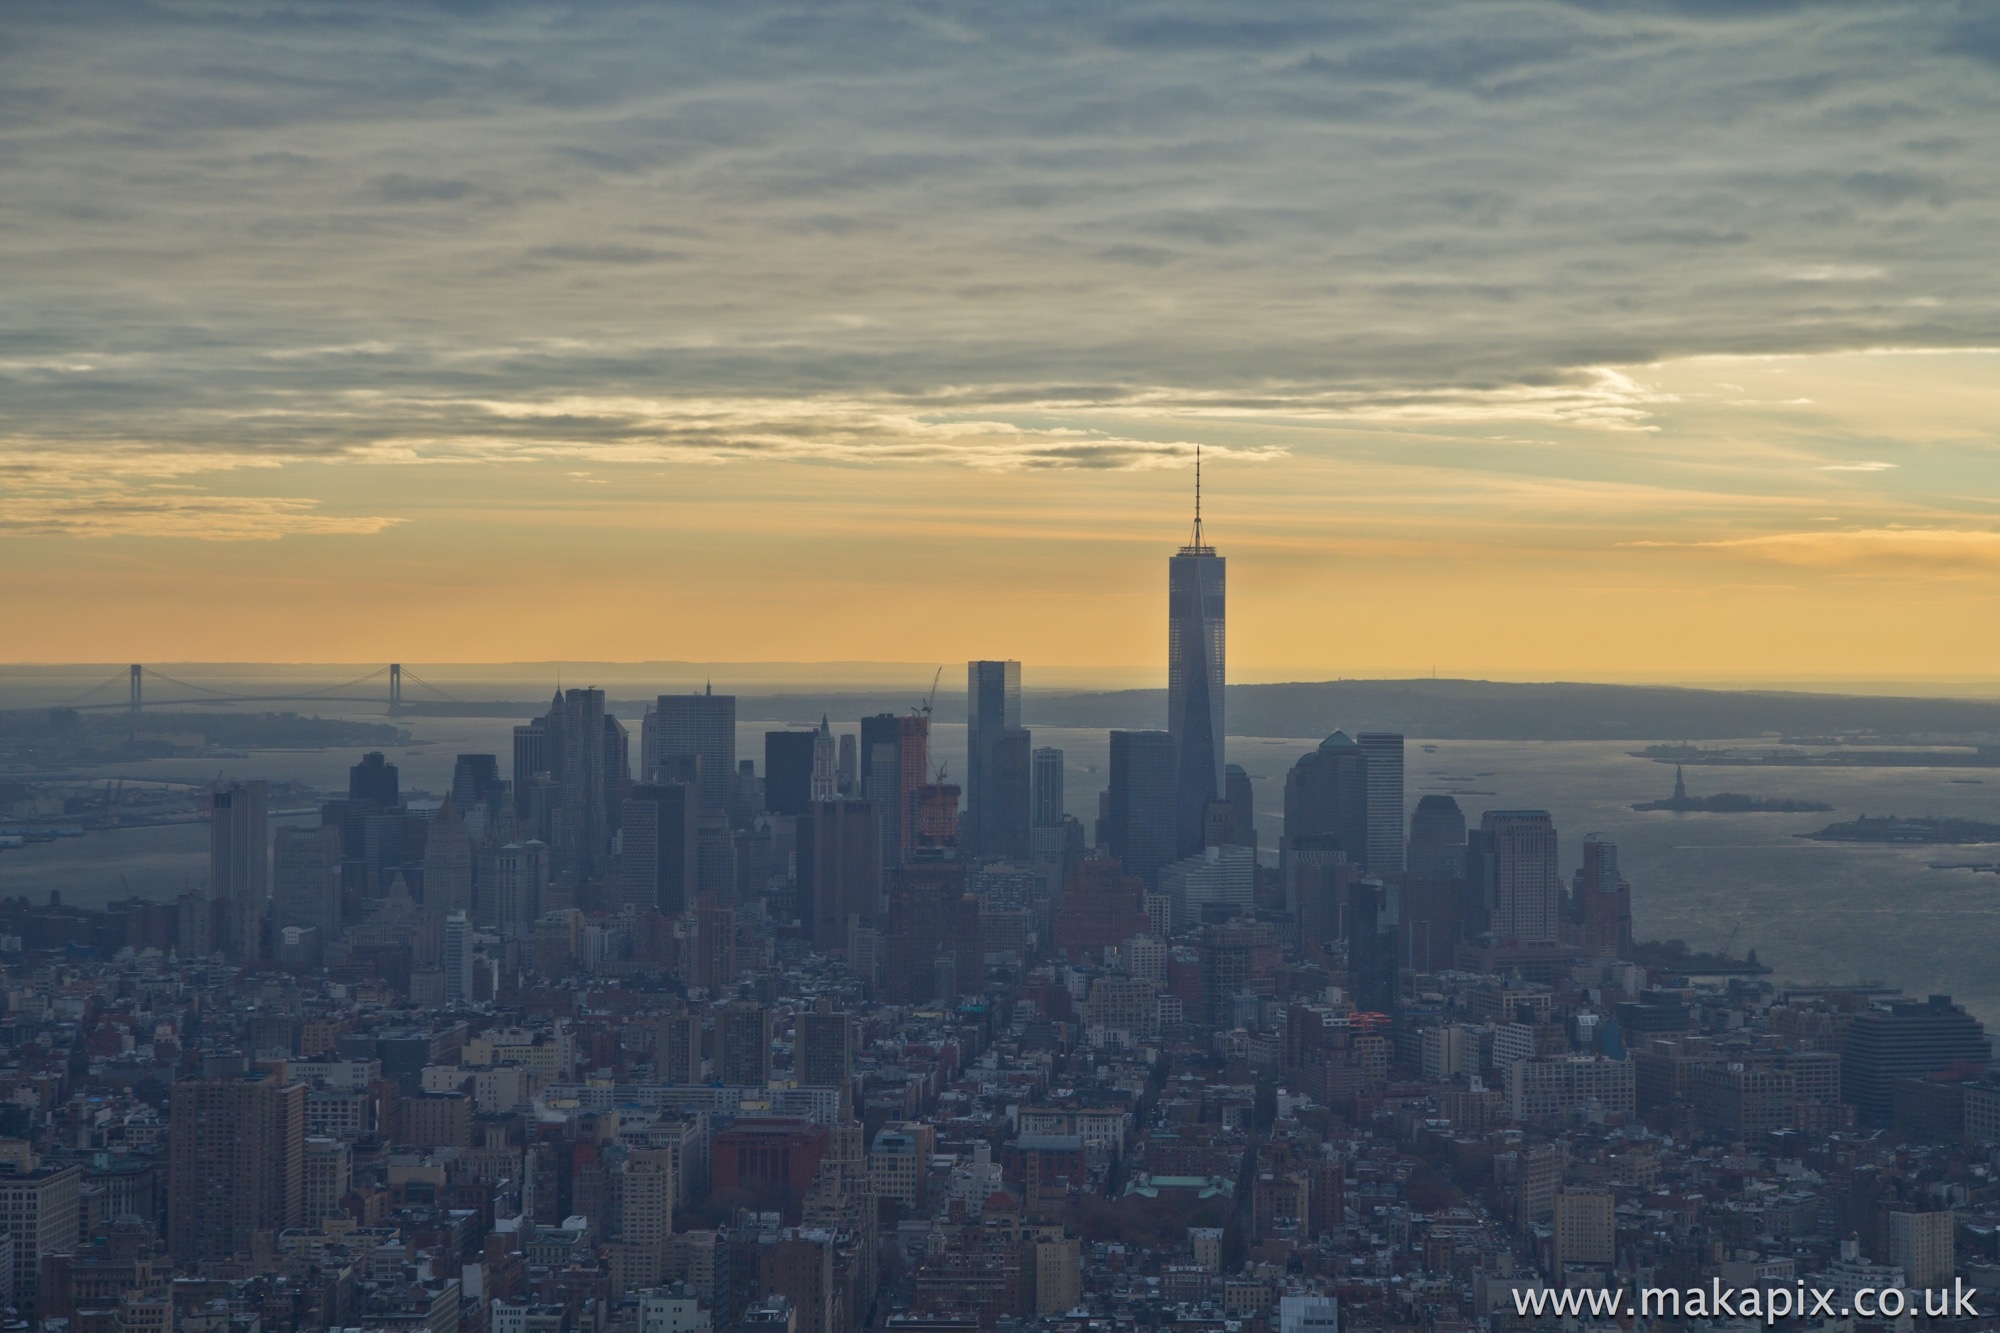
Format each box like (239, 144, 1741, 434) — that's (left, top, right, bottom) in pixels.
(1213, 762, 1257, 850)
(616, 1147, 677, 1292)
(754, 1227, 835, 1328)
(1198, 917, 1265, 1025)
(696, 812, 737, 902)
(605, 713, 632, 829)
(617, 782, 699, 916)
(511, 717, 548, 818)
(1553, 1190, 1615, 1269)
(1842, 995, 1992, 1125)
(1169, 463, 1225, 857)
(716, 1001, 773, 1086)
(811, 716, 837, 802)
(421, 796, 474, 913)
(1286, 835, 1351, 953)
(1161, 844, 1255, 927)
(1107, 730, 1177, 888)
(1480, 810, 1560, 945)
(800, 799, 884, 952)
(348, 751, 399, 807)
(443, 910, 472, 1003)
(694, 903, 737, 992)
(273, 823, 342, 938)
(836, 732, 857, 795)
(211, 780, 269, 964)
(861, 713, 903, 866)
(1283, 732, 1369, 872)
(558, 687, 610, 883)
(643, 688, 737, 814)
(1347, 878, 1399, 1015)
(1031, 746, 1067, 863)
(300, 1128, 352, 1224)
(451, 753, 505, 816)
(302, 1137, 351, 1229)
(1031, 746, 1064, 829)
(1574, 833, 1632, 957)
(896, 714, 930, 859)
(1357, 732, 1406, 873)
(1407, 794, 1467, 881)
(966, 660, 1023, 857)
(516, 687, 616, 885)
(657, 1008, 703, 1082)
(796, 998, 854, 1089)
(1400, 871, 1459, 972)
(1052, 860, 1148, 960)
(480, 839, 547, 933)
(988, 727, 1032, 861)
(860, 713, 899, 789)
(765, 730, 817, 817)
(0, 1163, 80, 1319)
(168, 1066, 305, 1264)
(731, 757, 764, 828)
(881, 860, 971, 1002)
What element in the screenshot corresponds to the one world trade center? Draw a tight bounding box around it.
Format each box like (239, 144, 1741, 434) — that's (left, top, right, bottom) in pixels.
(1169, 451, 1225, 857)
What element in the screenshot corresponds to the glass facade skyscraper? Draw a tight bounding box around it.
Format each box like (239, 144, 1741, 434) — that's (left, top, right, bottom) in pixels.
(1169, 468, 1225, 857)
(966, 659, 1023, 857)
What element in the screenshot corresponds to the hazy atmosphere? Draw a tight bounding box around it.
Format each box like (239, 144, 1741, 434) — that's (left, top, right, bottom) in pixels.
(8, 2, 2000, 677)
(8, 5, 2000, 1317)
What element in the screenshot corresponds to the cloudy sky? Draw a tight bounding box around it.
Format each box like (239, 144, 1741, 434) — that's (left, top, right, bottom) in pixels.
(6, 0, 2000, 682)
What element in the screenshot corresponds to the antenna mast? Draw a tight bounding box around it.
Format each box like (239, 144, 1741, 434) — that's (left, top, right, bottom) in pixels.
(1182, 444, 1213, 553)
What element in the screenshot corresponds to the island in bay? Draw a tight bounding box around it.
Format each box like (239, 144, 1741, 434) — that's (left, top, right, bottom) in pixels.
(1803, 814, 2000, 844)
(1632, 766, 1832, 813)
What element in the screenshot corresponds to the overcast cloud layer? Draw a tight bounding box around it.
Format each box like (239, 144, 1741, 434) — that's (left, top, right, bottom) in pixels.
(4, 0, 2000, 508)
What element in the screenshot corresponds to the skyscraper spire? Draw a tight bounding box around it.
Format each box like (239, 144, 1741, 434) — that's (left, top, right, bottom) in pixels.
(1182, 445, 1213, 554)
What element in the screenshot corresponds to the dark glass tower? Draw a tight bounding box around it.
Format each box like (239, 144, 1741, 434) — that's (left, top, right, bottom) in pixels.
(966, 659, 1023, 857)
(1108, 730, 1177, 888)
(1169, 451, 1225, 857)
(764, 730, 817, 817)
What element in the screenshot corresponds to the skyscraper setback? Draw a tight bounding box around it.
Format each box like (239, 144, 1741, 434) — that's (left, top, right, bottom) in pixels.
(1169, 457, 1225, 857)
(513, 687, 619, 887)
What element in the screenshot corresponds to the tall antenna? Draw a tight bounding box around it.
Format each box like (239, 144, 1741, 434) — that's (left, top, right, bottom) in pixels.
(1183, 444, 1212, 553)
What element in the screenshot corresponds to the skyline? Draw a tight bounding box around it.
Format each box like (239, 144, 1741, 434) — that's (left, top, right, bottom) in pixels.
(8, 3, 2000, 679)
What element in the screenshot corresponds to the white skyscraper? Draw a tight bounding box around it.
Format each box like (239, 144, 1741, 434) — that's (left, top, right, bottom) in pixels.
(1357, 733, 1405, 874)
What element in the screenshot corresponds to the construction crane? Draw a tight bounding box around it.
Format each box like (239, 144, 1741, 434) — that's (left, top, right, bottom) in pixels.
(914, 666, 946, 783)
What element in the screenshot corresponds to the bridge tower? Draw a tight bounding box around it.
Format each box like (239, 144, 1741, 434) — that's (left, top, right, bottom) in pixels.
(389, 663, 402, 714)
(129, 665, 142, 714)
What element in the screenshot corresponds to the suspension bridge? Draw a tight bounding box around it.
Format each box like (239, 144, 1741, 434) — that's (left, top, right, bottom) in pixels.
(58, 664, 465, 715)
